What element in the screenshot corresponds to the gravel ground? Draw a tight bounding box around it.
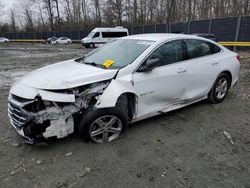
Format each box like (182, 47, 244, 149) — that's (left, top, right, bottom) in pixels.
(0, 43, 249, 188)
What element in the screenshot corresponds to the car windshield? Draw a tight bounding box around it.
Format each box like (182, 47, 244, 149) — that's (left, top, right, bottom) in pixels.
(87, 32, 95, 38)
(81, 39, 154, 69)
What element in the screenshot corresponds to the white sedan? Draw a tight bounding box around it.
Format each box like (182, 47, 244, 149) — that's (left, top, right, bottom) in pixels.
(8, 34, 240, 144)
(51, 37, 72, 45)
(0, 37, 9, 43)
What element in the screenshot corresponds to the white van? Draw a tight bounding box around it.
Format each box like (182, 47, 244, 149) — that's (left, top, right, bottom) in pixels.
(81, 27, 129, 48)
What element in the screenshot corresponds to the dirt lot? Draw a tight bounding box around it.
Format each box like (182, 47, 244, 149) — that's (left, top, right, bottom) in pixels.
(0, 43, 249, 188)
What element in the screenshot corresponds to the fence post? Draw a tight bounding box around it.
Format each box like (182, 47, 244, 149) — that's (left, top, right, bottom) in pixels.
(166, 23, 168, 33)
(142, 25, 145, 34)
(187, 21, 191, 34)
(234, 16, 242, 51)
(78, 30, 80, 40)
(208, 19, 212, 34)
(155, 24, 157, 33)
(169, 23, 172, 33)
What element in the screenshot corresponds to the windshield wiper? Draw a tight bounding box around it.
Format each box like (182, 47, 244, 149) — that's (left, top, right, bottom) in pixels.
(84, 62, 105, 69)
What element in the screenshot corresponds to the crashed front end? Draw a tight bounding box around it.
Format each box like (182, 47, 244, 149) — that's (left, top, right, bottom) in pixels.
(8, 81, 110, 143)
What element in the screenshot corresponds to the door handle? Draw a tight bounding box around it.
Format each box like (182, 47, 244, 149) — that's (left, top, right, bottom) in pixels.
(211, 62, 219, 65)
(177, 69, 187, 73)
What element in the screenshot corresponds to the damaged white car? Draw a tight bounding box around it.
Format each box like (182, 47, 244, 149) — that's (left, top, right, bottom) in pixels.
(8, 34, 240, 144)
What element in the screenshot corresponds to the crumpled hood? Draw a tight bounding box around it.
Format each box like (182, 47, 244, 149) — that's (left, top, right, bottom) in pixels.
(20, 59, 118, 90)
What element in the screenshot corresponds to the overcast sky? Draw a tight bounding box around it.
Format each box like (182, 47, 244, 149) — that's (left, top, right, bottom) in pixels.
(0, 0, 16, 23)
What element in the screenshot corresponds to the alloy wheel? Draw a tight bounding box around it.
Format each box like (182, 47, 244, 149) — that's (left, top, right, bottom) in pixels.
(89, 115, 122, 143)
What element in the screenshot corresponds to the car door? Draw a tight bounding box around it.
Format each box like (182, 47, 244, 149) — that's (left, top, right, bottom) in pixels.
(91, 32, 101, 44)
(58, 38, 63, 44)
(182, 39, 222, 99)
(132, 40, 189, 118)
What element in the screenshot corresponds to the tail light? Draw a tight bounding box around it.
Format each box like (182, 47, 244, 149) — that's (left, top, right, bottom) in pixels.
(236, 55, 240, 62)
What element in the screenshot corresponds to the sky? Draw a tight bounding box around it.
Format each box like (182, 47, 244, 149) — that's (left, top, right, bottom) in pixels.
(0, 0, 16, 23)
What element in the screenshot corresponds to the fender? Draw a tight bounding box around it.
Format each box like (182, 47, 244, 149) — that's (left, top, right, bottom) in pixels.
(95, 76, 138, 109)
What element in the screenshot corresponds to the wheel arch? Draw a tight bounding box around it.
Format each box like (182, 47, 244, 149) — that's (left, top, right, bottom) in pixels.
(220, 70, 232, 87)
(115, 92, 137, 121)
(95, 79, 138, 120)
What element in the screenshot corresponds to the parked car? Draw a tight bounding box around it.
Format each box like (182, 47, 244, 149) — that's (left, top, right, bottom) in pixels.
(81, 27, 129, 48)
(192, 33, 218, 42)
(0, 37, 9, 43)
(8, 34, 240, 144)
(45, 37, 57, 44)
(51, 37, 72, 45)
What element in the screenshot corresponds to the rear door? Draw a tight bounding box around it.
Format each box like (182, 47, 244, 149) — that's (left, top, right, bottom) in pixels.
(183, 39, 222, 99)
(62, 38, 68, 44)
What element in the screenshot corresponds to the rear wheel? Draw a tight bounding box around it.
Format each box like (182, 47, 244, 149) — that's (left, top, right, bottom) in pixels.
(78, 107, 128, 143)
(208, 73, 230, 103)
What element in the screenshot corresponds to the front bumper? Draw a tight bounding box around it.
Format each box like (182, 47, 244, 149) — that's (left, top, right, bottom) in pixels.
(8, 95, 75, 142)
(8, 99, 50, 141)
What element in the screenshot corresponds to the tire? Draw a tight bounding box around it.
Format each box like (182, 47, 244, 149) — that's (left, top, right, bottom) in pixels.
(89, 43, 95, 48)
(78, 107, 128, 143)
(208, 73, 230, 104)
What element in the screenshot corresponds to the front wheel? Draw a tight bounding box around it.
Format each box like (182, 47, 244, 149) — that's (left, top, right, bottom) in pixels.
(89, 43, 95, 48)
(78, 108, 128, 143)
(208, 73, 230, 103)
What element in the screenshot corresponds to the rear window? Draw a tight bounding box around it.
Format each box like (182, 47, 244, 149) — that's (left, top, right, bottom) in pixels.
(185, 39, 221, 59)
(102, 32, 128, 38)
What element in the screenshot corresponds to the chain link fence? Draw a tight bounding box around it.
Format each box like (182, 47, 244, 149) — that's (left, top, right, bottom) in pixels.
(1, 16, 250, 42)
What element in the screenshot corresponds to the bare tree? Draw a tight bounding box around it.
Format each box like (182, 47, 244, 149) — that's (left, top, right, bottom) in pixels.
(10, 9, 16, 32)
(43, 0, 54, 31)
(93, 0, 102, 25)
(53, 0, 61, 23)
(2, 0, 250, 32)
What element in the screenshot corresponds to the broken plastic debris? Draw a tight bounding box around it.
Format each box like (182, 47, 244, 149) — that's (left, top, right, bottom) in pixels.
(65, 152, 72, 157)
(161, 171, 167, 177)
(80, 167, 91, 177)
(223, 131, 235, 145)
(12, 143, 20, 147)
(10, 171, 17, 176)
(36, 160, 42, 165)
(102, 60, 114, 68)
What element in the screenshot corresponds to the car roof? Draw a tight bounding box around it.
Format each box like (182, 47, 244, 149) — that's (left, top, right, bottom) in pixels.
(193, 33, 215, 36)
(92, 27, 128, 32)
(122, 33, 202, 42)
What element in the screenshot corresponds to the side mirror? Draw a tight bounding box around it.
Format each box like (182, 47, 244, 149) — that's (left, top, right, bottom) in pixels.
(137, 58, 160, 72)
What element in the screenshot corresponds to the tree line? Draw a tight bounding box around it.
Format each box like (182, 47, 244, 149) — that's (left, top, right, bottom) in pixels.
(0, 0, 249, 33)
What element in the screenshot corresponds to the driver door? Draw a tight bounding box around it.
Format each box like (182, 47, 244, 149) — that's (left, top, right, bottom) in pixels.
(132, 40, 189, 118)
(92, 32, 101, 45)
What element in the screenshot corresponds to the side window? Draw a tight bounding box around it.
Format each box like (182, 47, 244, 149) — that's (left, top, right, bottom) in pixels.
(148, 40, 184, 66)
(102, 32, 128, 38)
(93, 32, 100, 38)
(102, 32, 110, 38)
(210, 43, 221, 53)
(186, 39, 221, 59)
